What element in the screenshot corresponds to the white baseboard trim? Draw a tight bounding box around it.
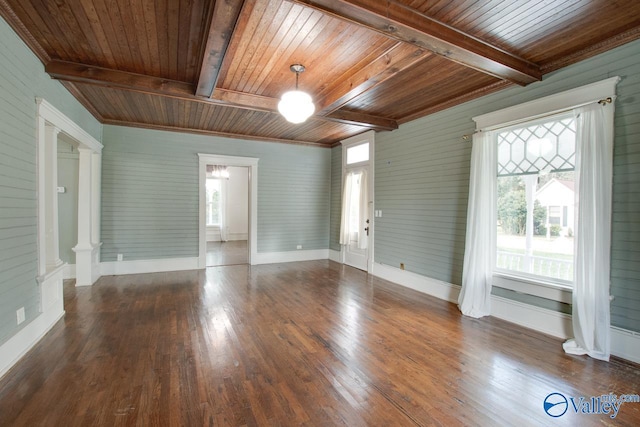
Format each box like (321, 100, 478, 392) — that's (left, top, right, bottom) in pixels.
(0, 309, 65, 379)
(490, 295, 573, 339)
(371, 262, 638, 364)
(228, 233, 248, 241)
(63, 263, 76, 279)
(100, 257, 199, 276)
(253, 249, 329, 265)
(207, 234, 248, 242)
(329, 249, 341, 263)
(372, 262, 461, 303)
(611, 326, 640, 364)
(1, 267, 65, 379)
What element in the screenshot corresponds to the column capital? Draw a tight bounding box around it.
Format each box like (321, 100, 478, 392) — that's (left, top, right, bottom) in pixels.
(44, 123, 61, 136)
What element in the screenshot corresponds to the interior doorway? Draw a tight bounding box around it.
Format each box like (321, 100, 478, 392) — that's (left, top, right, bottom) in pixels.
(205, 165, 249, 266)
(339, 131, 374, 272)
(57, 136, 79, 278)
(198, 154, 259, 268)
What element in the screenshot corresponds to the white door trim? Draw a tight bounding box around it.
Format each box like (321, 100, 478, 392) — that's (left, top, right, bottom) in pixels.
(198, 154, 258, 268)
(36, 98, 103, 287)
(340, 131, 375, 273)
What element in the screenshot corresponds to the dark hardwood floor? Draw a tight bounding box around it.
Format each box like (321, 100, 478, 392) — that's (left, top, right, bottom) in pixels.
(0, 261, 638, 426)
(206, 240, 248, 267)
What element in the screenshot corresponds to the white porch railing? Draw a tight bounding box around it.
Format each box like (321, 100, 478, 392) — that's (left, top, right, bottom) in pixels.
(497, 251, 573, 281)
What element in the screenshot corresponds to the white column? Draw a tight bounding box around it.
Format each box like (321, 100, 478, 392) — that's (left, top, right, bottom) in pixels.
(44, 124, 63, 271)
(74, 147, 96, 286)
(91, 152, 102, 245)
(76, 147, 93, 248)
(36, 117, 47, 276)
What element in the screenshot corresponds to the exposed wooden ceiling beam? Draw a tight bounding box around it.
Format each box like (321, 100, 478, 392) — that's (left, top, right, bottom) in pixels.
(46, 60, 195, 97)
(316, 42, 429, 115)
(325, 109, 397, 130)
(45, 60, 397, 131)
(100, 119, 325, 147)
(211, 88, 396, 130)
(195, 0, 245, 97)
(291, 0, 542, 86)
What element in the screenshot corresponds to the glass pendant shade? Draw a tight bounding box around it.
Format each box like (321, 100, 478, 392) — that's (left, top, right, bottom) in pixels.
(278, 90, 315, 124)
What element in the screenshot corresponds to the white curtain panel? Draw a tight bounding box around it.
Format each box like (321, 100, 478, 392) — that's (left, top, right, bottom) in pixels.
(357, 169, 368, 249)
(563, 102, 614, 361)
(339, 172, 356, 245)
(219, 178, 228, 242)
(459, 131, 496, 318)
(339, 170, 368, 247)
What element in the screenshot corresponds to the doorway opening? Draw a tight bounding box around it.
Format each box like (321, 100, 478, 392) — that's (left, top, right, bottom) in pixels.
(205, 165, 249, 266)
(57, 136, 79, 278)
(198, 154, 258, 268)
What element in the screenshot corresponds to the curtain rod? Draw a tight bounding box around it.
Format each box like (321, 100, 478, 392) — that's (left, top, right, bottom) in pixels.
(461, 97, 613, 142)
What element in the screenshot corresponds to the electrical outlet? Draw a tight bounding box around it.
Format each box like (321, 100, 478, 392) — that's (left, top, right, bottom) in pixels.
(16, 307, 25, 325)
(296, 245, 302, 250)
(117, 253, 123, 261)
(400, 263, 405, 270)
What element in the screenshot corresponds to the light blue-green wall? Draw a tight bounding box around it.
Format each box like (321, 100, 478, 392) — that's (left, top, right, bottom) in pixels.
(0, 16, 101, 345)
(101, 126, 331, 261)
(57, 140, 79, 265)
(330, 146, 342, 251)
(373, 39, 640, 333)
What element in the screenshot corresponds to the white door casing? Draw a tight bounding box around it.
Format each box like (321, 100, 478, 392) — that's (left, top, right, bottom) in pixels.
(198, 154, 258, 268)
(36, 98, 103, 291)
(340, 131, 375, 272)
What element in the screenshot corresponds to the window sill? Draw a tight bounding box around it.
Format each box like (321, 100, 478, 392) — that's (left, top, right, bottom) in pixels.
(493, 271, 572, 304)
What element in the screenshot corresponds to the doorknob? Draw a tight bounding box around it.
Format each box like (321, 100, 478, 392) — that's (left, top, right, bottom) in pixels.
(364, 226, 369, 236)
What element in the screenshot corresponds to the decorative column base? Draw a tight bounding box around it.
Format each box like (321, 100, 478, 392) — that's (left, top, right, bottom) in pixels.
(73, 243, 102, 286)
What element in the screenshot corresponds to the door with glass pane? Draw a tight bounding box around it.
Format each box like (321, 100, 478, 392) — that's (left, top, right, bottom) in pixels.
(342, 168, 369, 269)
(340, 133, 373, 271)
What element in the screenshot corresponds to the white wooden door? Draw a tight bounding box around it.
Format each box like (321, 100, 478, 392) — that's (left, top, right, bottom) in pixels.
(340, 131, 374, 272)
(343, 168, 370, 270)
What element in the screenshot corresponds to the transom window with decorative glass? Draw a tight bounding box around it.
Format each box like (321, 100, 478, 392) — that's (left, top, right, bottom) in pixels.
(495, 113, 576, 284)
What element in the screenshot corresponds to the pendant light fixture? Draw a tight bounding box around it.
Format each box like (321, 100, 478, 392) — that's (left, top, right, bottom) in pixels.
(278, 64, 315, 124)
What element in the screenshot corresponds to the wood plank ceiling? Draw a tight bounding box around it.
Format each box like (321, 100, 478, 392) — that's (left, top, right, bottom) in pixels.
(1, 0, 639, 147)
